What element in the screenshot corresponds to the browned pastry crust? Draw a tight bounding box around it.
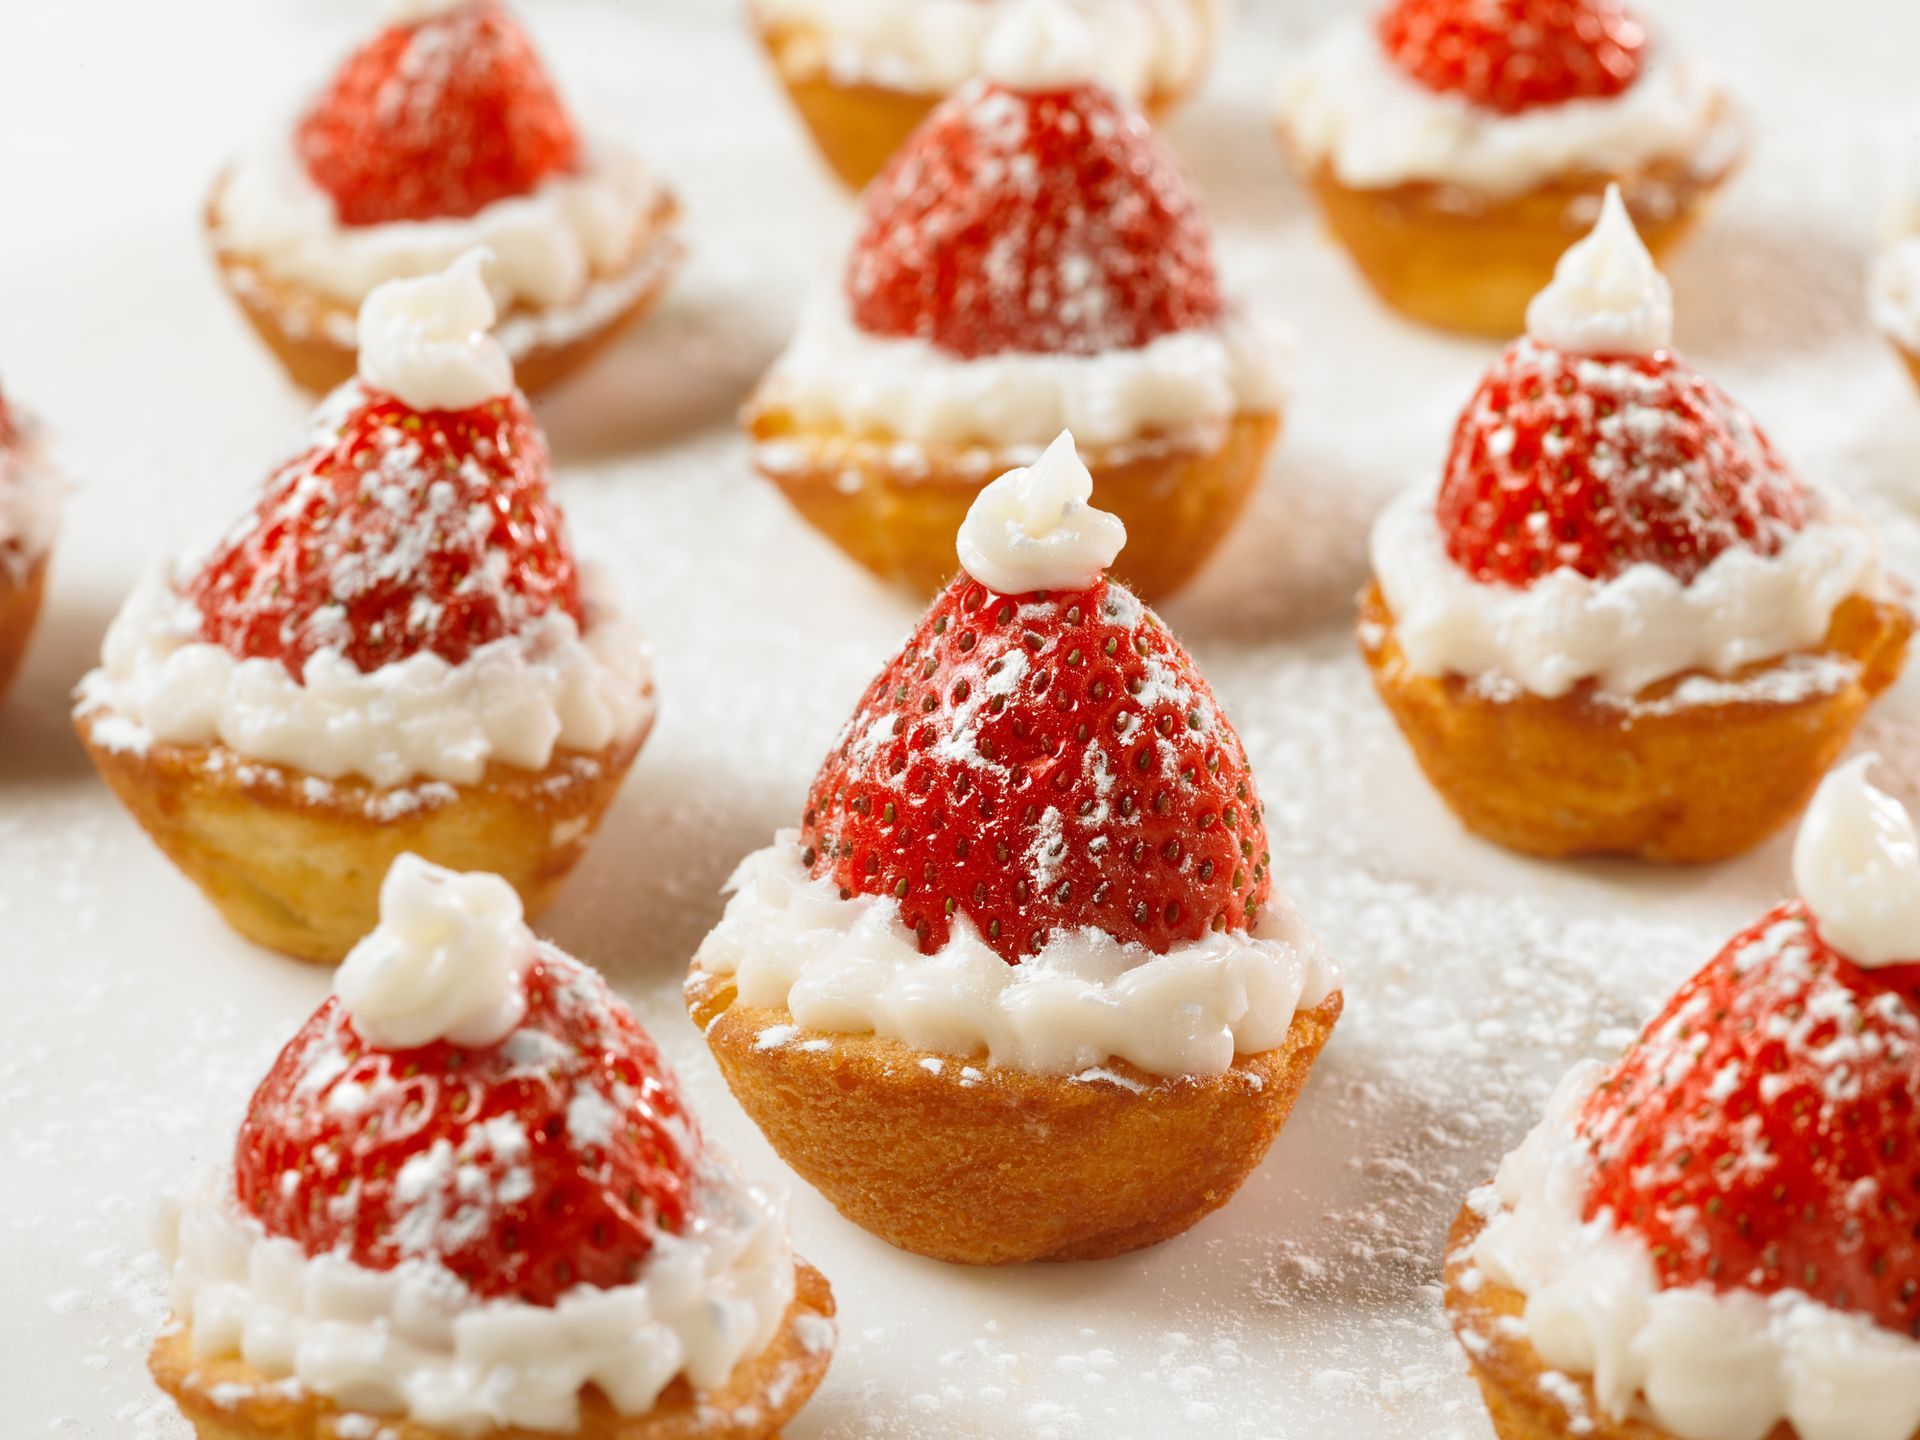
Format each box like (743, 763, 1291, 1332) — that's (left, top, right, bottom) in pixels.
(1280, 111, 1744, 337)
(203, 178, 684, 396)
(76, 708, 651, 964)
(687, 965, 1340, 1265)
(0, 551, 48, 705)
(1359, 581, 1913, 863)
(1444, 1204, 1811, 1440)
(755, 16, 1195, 192)
(149, 1259, 836, 1440)
(745, 407, 1280, 601)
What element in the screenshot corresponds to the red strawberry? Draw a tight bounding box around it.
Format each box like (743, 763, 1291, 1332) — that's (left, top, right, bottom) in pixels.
(1577, 901, 1920, 1334)
(296, 0, 581, 228)
(187, 385, 582, 679)
(234, 949, 698, 1306)
(1435, 340, 1811, 588)
(799, 572, 1270, 963)
(1377, 0, 1647, 115)
(846, 83, 1223, 360)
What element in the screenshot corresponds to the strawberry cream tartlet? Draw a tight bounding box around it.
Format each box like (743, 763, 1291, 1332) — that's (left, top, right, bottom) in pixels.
(1447, 758, 1920, 1440)
(747, 4, 1285, 603)
(750, 0, 1225, 191)
(207, 0, 682, 395)
(150, 854, 836, 1440)
(1361, 191, 1910, 863)
(1275, 0, 1741, 335)
(688, 432, 1342, 1266)
(76, 254, 656, 963)
(0, 378, 60, 706)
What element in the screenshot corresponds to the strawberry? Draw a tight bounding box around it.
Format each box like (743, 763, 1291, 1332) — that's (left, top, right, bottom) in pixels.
(1376, 0, 1647, 116)
(296, 0, 580, 228)
(187, 385, 582, 679)
(800, 572, 1270, 964)
(846, 82, 1223, 360)
(1435, 340, 1811, 588)
(1577, 901, 1920, 1334)
(234, 949, 698, 1306)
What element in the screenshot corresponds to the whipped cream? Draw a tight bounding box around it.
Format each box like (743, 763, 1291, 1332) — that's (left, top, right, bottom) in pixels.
(956, 432, 1127, 595)
(160, 1160, 797, 1436)
(754, 290, 1284, 455)
(1276, 23, 1728, 196)
(357, 251, 513, 412)
(77, 565, 654, 789)
(690, 833, 1339, 1078)
(336, 858, 532, 1049)
(1468, 1063, 1920, 1440)
(388, 0, 471, 22)
(980, 0, 1097, 90)
(752, 0, 1217, 100)
(1793, 756, 1920, 968)
(1371, 490, 1879, 699)
(213, 138, 666, 314)
(0, 419, 60, 577)
(1869, 238, 1920, 354)
(1526, 184, 1674, 357)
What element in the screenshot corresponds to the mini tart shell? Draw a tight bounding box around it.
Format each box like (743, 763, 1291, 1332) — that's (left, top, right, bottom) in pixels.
(0, 550, 49, 706)
(685, 964, 1341, 1266)
(1278, 105, 1743, 337)
(75, 708, 652, 964)
(745, 404, 1280, 601)
(1358, 581, 1913, 864)
(203, 177, 684, 396)
(754, 15, 1198, 192)
(148, 1258, 836, 1440)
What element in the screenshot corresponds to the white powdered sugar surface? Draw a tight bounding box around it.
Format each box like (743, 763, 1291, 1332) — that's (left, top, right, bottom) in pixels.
(8, 1, 1920, 1438)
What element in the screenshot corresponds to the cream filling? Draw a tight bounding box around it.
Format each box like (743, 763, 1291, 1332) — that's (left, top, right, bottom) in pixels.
(0, 431, 60, 577)
(753, 290, 1286, 456)
(690, 832, 1340, 1078)
(1870, 237, 1920, 355)
(1370, 489, 1878, 700)
(1466, 1065, 1920, 1440)
(1275, 23, 1728, 196)
(76, 565, 653, 789)
(159, 1167, 800, 1438)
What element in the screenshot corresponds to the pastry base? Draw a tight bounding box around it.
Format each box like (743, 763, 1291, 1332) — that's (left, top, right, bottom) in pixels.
(1896, 342, 1920, 397)
(687, 966, 1341, 1265)
(746, 409, 1280, 601)
(1286, 125, 1742, 337)
(0, 551, 48, 706)
(148, 1259, 836, 1440)
(203, 181, 684, 396)
(1359, 582, 1913, 863)
(756, 18, 1187, 191)
(76, 709, 651, 964)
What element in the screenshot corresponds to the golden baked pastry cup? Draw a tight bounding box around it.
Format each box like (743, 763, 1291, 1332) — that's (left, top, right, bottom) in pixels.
(0, 551, 49, 706)
(1281, 116, 1743, 337)
(76, 708, 652, 964)
(148, 1259, 836, 1440)
(745, 406, 1280, 602)
(203, 178, 685, 396)
(1358, 581, 1913, 864)
(755, 16, 1194, 192)
(686, 965, 1341, 1265)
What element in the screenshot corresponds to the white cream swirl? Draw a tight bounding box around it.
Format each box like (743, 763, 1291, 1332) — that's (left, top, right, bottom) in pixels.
(1275, 23, 1729, 196)
(1371, 490, 1879, 699)
(1793, 756, 1920, 968)
(1526, 185, 1674, 358)
(76, 565, 654, 789)
(957, 432, 1127, 595)
(754, 291, 1285, 454)
(1468, 1065, 1920, 1440)
(357, 250, 513, 412)
(980, 0, 1098, 90)
(690, 833, 1340, 1078)
(159, 1166, 799, 1436)
(0, 420, 61, 575)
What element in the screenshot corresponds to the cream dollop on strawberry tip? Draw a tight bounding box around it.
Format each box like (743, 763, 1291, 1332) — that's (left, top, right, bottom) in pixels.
(1525, 184, 1675, 359)
(957, 430, 1127, 595)
(334, 854, 533, 1049)
(356, 248, 514, 413)
(385, 0, 473, 24)
(980, 0, 1099, 92)
(1793, 755, 1920, 969)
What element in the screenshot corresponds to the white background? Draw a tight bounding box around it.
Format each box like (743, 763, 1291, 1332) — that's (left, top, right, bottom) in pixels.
(6, 1, 1920, 1436)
